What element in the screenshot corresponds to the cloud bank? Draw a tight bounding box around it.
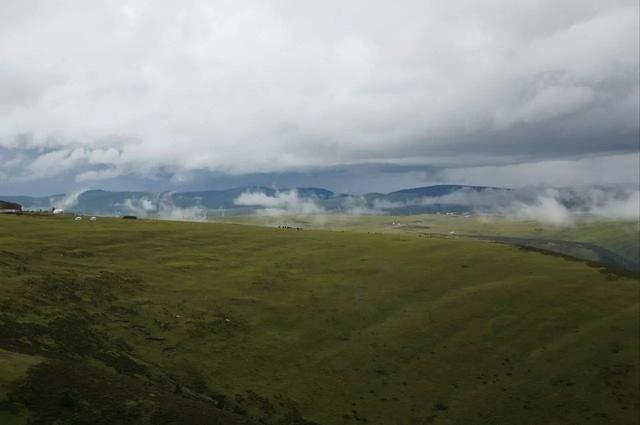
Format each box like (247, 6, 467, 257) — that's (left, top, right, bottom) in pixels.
(373, 186, 640, 225)
(0, 0, 638, 194)
(233, 185, 639, 225)
(117, 194, 206, 221)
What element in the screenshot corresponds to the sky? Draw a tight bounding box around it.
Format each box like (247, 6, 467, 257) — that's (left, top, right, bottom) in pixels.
(0, 0, 638, 195)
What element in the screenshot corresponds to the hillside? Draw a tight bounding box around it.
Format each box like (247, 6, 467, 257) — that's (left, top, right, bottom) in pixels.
(207, 214, 640, 273)
(0, 215, 638, 424)
(0, 200, 22, 211)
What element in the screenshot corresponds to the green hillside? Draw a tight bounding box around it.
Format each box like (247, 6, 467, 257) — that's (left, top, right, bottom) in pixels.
(214, 214, 640, 272)
(1, 215, 638, 424)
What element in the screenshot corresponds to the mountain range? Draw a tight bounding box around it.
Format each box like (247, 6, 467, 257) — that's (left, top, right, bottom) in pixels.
(1, 185, 508, 216)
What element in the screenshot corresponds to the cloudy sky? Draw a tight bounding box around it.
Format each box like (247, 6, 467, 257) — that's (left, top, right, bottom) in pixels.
(1, 0, 638, 195)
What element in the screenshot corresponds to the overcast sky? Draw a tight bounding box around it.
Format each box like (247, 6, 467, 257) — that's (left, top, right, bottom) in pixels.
(1, 0, 638, 195)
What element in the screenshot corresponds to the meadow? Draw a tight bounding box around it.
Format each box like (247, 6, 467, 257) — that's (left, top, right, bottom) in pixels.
(212, 214, 640, 272)
(0, 214, 638, 424)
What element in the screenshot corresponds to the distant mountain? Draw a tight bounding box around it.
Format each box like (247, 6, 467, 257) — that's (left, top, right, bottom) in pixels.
(173, 187, 334, 210)
(0, 185, 508, 216)
(388, 184, 507, 198)
(0, 195, 57, 210)
(172, 187, 271, 209)
(0, 190, 155, 213)
(293, 187, 335, 199)
(371, 185, 511, 214)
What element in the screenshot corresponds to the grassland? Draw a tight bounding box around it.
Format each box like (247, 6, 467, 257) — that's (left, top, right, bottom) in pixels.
(0, 214, 638, 424)
(211, 214, 640, 272)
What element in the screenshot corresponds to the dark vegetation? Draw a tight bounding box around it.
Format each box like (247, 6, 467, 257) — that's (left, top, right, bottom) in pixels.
(0, 231, 316, 424)
(0, 200, 22, 211)
(0, 268, 314, 425)
(470, 235, 640, 273)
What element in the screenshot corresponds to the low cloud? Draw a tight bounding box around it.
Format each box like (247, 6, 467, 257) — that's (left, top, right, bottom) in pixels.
(118, 193, 206, 221)
(51, 189, 87, 210)
(339, 196, 382, 216)
(23, 183, 639, 225)
(233, 185, 639, 225)
(587, 190, 640, 219)
(372, 186, 640, 225)
(500, 192, 574, 226)
(234, 190, 325, 216)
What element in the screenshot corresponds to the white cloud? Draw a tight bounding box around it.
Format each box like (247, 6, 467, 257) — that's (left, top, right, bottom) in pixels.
(234, 190, 325, 215)
(25, 149, 88, 180)
(118, 194, 206, 221)
(75, 168, 121, 182)
(501, 191, 575, 226)
(0, 0, 636, 187)
(372, 185, 640, 225)
(52, 188, 87, 210)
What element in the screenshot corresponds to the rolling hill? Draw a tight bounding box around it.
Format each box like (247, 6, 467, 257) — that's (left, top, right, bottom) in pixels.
(0, 214, 638, 424)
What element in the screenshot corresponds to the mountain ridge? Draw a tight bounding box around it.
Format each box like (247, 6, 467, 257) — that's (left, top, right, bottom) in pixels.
(1, 184, 510, 215)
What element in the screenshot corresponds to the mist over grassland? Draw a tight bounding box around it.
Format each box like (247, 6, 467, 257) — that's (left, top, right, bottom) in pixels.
(11, 184, 636, 226)
(231, 185, 639, 226)
(5, 184, 638, 271)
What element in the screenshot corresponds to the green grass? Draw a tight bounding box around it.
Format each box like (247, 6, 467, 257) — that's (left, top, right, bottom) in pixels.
(0, 214, 638, 424)
(0, 349, 42, 425)
(212, 214, 640, 270)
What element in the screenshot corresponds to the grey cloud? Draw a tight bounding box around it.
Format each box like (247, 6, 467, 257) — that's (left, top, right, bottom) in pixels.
(440, 153, 640, 188)
(0, 1, 638, 192)
(493, 86, 596, 129)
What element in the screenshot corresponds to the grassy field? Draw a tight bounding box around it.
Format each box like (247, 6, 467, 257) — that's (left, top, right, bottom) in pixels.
(0, 214, 638, 424)
(211, 214, 640, 272)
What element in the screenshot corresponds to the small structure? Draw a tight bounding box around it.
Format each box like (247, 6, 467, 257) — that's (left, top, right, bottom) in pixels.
(90, 216, 97, 221)
(53, 208, 64, 215)
(74, 216, 83, 221)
